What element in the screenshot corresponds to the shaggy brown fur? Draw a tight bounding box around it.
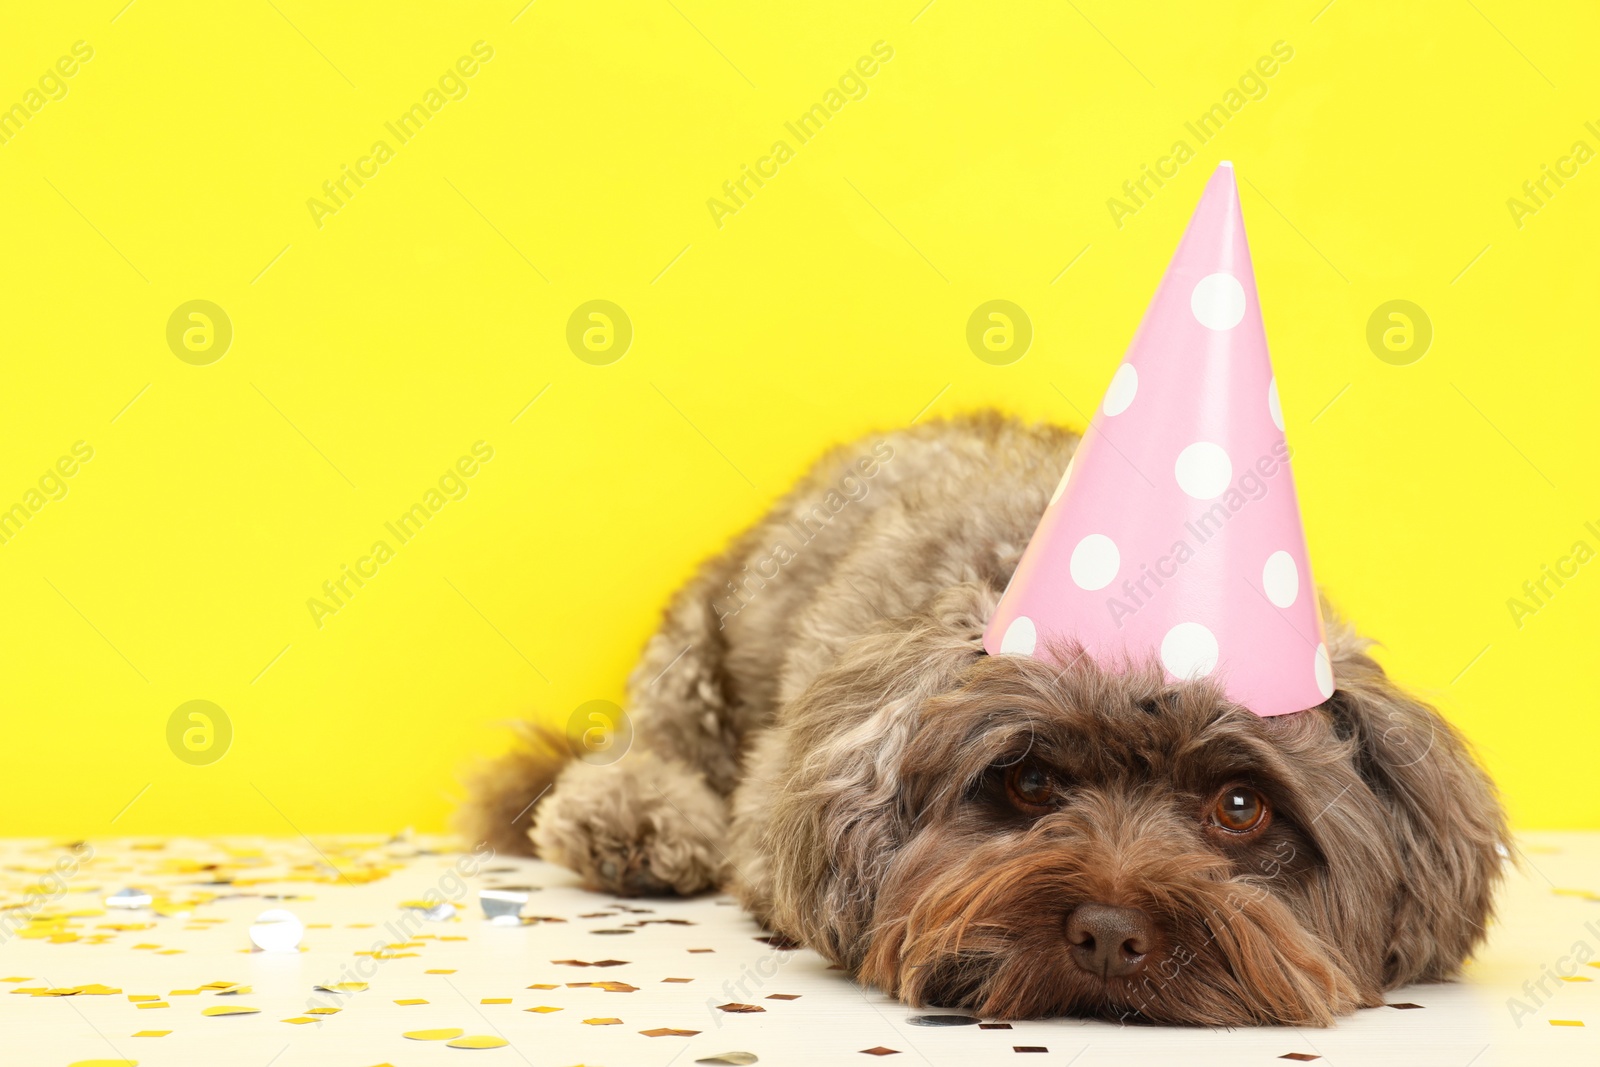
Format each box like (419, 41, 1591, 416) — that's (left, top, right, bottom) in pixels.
(461, 412, 1505, 1026)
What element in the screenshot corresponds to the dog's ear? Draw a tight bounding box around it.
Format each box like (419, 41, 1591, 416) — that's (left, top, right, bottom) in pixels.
(763, 582, 991, 967)
(1321, 616, 1506, 986)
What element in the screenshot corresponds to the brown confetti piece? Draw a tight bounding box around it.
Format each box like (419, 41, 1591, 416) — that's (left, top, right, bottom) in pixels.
(481, 998, 512, 1004)
(979, 1023, 1013, 1029)
(1279, 1056, 1320, 1062)
(583, 1017, 624, 1025)
(1013, 1049, 1049, 1055)
(717, 1002, 765, 1013)
(1385, 1002, 1423, 1009)
(662, 978, 694, 983)
(754, 934, 801, 949)
(689, 948, 716, 954)
(132, 1031, 171, 1037)
(404, 1028, 465, 1040)
(695, 1055, 758, 1066)
(446, 1035, 509, 1049)
(394, 998, 429, 1005)
(525, 1006, 562, 1013)
(201, 1005, 260, 1016)
(1551, 1019, 1585, 1026)
(282, 1016, 318, 1024)
(860, 1048, 900, 1057)
(592, 959, 629, 967)
(552, 959, 592, 967)
(425, 969, 458, 974)
(592, 928, 635, 935)
(765, 993, 801, 1000)
(641, 1027, 702, 1037)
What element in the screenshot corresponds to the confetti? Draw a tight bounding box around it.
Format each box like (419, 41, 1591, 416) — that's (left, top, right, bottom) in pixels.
(662, 978, 694, 984)
(641, 1027, 702, 1036)
(979, 1023, 1013, 1030)
(105, 888, 153, 909)
(583, 1017, 623, 1025)
(315, 982, 368, 993)
(765, 993, 801, 1001)
(717, 1002, 766, 1013)
(132, 1032, 170, 1038)
(306, 1007, 341, 1015)
(1279, 1056, 1320, 1063)
(445, 1035, 509, 1049)
(201, 1005, 261, 1016)
(860, 1048, 900, 1057)
(526, 983, 558, 990)
(696, 1055, 758, 1066)
(1550, 1019, 1585, 1027)
(568, 981, 637, 992)
(1386, 1002, 1424, 1009)
(282, 1016, 318, 1024)
(426, 969, 458, 974)
(907, 1014, 975, 1026)
(480, 887, 530, 924)
(525, 1006, 562, 1013)
(404, 1028, 465, 1040)
(480, 998, 512, 1004)
(1013, 1048, 1049, 1054)
(136, 1002, 169, 1010)
(394, 998, 429, 1006)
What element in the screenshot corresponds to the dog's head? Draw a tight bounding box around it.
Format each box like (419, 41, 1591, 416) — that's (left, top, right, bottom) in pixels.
(764, 584, 1505, 1026)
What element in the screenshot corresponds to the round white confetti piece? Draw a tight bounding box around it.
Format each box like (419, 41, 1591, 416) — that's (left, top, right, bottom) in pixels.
(1102, 364, 1139, 416)
(1161, 623, 1219, 680)
(1262, 551, 1299, 608)
(1069, 534, 1121, 591)
(1314, 643, 1335, 700)
(1268, 377, 1284, 431)
(1174, 442, 1233, 500)
(248, 908, 304, 953)
(1000, 615, 1037, 655)
(1190, 273, 1247, 330)
(1050, 457, 1074, 505)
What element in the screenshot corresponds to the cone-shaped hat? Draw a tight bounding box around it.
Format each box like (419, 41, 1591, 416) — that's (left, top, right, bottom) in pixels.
(985, 163, 1332, 716)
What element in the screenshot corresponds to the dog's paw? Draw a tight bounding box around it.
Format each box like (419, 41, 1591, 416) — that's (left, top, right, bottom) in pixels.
(530, 751, 727, 896)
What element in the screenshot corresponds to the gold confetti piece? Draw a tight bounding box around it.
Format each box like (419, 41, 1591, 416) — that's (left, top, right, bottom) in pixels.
(315, 982, 368, 993)
(306, 1007, 341, 1015)
(132, 1031, 171, 1037)
(216, 986, 253, 995)
(525, 1006, 562, 1013)
(169, 990, 200, 996)
(136, 1002, 169, 1010)
(404, 1028, 465, 1041)
(717, 1002, 765, 1013)
(438, 935, 469, 941)
(641, 1027, 701, 1037)
(526, 983, 558, 990)
(662, 978, 693, 983)
(201, 1005, 261, 1016)
(1563, 976, 1594, 982)
(583, 1017, 623, 1025)
(481, 998, 512, 1004)
(425, 969, 457, 974)
(155, 949, 185, 955)
(130, 943, 160, 950)
(128, 995, 160, 1002)
(1551, 1019, 1585, 1027)
(282, 1017, 318, 1024)
(445, 1036, 509, 1049)
(0, 978, 31, 983)
(394, 998, 429, 1006)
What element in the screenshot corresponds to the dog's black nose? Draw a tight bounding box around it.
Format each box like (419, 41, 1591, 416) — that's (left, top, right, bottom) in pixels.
(1066, 903, 1155, 978)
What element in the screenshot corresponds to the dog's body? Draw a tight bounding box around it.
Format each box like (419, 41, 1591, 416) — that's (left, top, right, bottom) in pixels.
(466, 413, 1505, 1026)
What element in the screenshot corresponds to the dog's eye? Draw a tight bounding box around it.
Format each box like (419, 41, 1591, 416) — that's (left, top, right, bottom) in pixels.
(1210, 786, 1270, 834)
(1006, 764, 1055, 811)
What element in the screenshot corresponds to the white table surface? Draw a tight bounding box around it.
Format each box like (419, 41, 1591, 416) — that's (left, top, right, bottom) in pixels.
(1, 832, 1595, 1066)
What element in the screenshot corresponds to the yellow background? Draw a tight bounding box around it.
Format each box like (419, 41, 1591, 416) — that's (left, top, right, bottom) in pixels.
(1, 1, 1594, 836)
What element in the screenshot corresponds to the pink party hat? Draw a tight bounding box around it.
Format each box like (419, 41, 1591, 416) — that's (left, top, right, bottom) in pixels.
(986, 162, 1332, 716)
